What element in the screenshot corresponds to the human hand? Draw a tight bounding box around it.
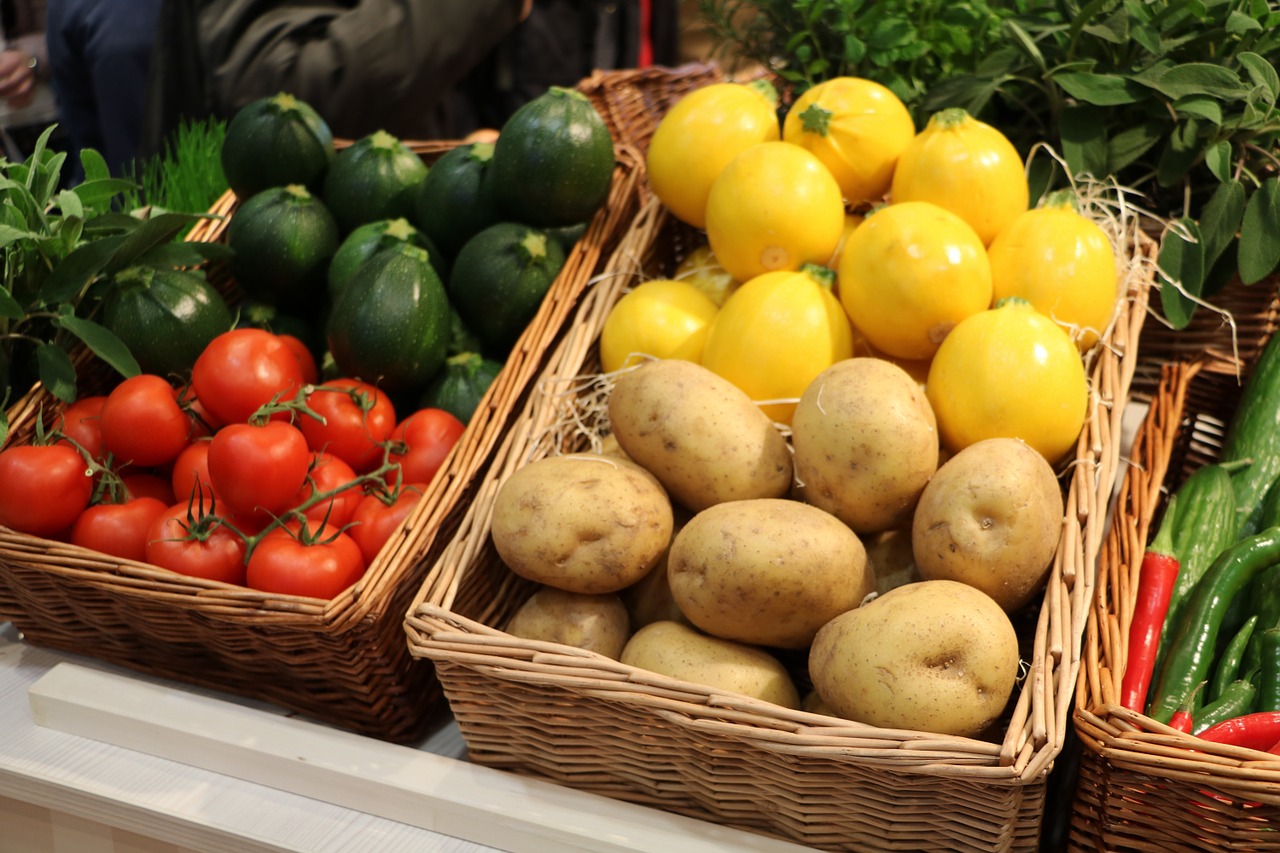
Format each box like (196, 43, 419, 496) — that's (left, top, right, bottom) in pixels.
(0, 49, 37, 109)
(520, 0, 533, 21)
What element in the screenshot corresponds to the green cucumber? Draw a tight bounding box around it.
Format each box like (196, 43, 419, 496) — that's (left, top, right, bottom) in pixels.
(1222, 332, 1280, 536)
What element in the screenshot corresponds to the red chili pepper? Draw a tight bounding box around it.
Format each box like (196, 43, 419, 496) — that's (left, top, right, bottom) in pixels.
(1120, 494, 1181, 712)
(1169, 681, 1204, 734)
(1198, 711, 1280, 752)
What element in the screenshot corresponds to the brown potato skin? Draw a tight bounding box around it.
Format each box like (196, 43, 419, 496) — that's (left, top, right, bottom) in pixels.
(911, 437, 1063, 612)
(491, 454, 673, 594)
(607, 359, 792, 512)
(668, 498, 874, 649)
(505, 587, 631, 659)
(792, 357, 939, 533)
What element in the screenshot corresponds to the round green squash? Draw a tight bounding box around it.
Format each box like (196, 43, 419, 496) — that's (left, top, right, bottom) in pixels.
(322, 130, 430, 234)
(220, 92, 334, 197)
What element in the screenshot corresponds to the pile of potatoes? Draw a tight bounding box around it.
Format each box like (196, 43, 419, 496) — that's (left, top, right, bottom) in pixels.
(490, 356, 1065, 739)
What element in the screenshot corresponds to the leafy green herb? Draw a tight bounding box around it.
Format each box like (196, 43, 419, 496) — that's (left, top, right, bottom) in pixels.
(120, 117, 228, 225)
(0, 125, 217, 444)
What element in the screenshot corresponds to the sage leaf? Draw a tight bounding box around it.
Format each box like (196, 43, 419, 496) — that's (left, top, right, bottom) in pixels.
(1060, 105, 1109, 179)
(1148, 63, 1250, 101)
(1205, 140, 1233, 183)
(79, 148, 110, 184)
(1156, 118, 1201, 188)
(1158, 218, 1205, 330)
(1237, 52, 1280, 101)
(38, 236, 124, 305)
(1053, 71, 1144, 105)
(1200, 179, 1246, 265)
(34, 342, 77, 403)
(103, 212, 203, 275)
(1174, 95, 1223, 124)
(1106, 122, 1164, 173)
(0, 287, 23, 320)
(1227, 10, 1264, 34)
(1239, 177, 1280, 284)
(53, 315, 140, 380)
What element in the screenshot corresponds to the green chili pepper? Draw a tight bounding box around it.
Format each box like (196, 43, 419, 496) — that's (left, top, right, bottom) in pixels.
(1210, 614, 1258, 702)
(1148, 527, 1280, 724)
(1192, 678, 1260, 734)
(1259, 628, 1280, 712)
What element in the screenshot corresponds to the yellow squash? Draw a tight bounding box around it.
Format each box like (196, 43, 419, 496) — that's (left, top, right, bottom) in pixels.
(782, 76, 916, 207)
(599, 278, 720, 373)
(674, 245, 740, 307)
(987, 190, 1118, 350)
(646, 81, 781, 229)
(890, 108, 1029, 245)
(700, 263, 853, 424)
(705, 141, 846, 283)
(925, 297, 1088, 462)
(838, 200, 992, 361)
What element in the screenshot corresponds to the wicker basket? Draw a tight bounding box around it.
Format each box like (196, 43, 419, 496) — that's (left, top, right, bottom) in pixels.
(576, 62, 725, 155)
(402, 193, 1157, 850)
(0, 141, 644, 743)
(1069, 286, 1280, 852)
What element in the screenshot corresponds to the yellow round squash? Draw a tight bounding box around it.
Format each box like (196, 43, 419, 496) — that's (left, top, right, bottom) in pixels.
(987, 190, 1118, 351)
(674, 245, 740, 307)
(705, 141, 846, 283)
(782, 76, 916, 207)
(890, 108, 1028, 245)
(646, 81, 781, 229)
(925, 297, 1088, 462)
(700, 263, 853, 425)
(837, 200, 992, 361)
(599, 279, 720, 373)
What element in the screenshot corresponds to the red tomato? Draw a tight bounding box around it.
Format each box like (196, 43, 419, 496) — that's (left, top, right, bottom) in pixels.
(99, 374, 192, 467)
(71, 497, 168, 562)
(245, 524, 367, 599)
(207, 421, 311, 521)
(190, 328, 305, 425)
(387, 409, 465, 486)
(279, 334, 319, 384)
(171, 438, 215, 505)
(122, 472, 177, 505)
(292, 452, 362, 528)
(177, 383, 222, 437)
(0, 444, 95, 536)
(348, 486, 425, 565)
(299, 379, 396, 473)
(56, 395, 107, 461)
(145, 503, 248, 584)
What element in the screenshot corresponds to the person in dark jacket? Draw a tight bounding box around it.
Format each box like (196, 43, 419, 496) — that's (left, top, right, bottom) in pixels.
(142, 0, 671, 155)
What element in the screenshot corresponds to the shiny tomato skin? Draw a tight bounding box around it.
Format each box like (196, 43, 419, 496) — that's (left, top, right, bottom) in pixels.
(387, 408, 465, 486)
(245, 525, 367, 599)
(190, 328, 305, 425)
(279, 334, 319, 384)
(100, 374, 192, 467)
(207, 421, 311, 521)
(299, 379, 396, 473)
(71, 497, 169, 562)
(56, 395, 107, 461)
(0, 444, 95, 536)
(170, 438, 216, 505)
(293, 452, 362, 528)
(145, 504, 248, 584)
(348, 486, 425, 565)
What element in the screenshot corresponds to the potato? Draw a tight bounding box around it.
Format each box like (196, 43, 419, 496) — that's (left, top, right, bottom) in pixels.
(668, 498, 874, 649)
(809, 580, 1020, 737)
(505, 587, 630, 659)
(911, 437, 1063, 612)
(607, 359, 792, 512)
(621, 620, 801, 709)
(491, 453, 673, 594)
(620, 508, 692, 630)
(864, 525, 921, 595)
(792, 357, 939, 533)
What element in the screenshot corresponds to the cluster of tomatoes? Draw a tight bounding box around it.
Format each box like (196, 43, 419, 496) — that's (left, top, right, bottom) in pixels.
(0, 328, 467, 600)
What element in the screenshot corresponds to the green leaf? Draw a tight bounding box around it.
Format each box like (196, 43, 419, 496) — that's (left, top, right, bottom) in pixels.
(1237, 52, 1280, 101)
(1004, 19, 1046, 71)
(1158, 218, 1206, 330)
(138, 240, 228, 269)
(79, 148, 110, 184)
(72, 177, 137, 210)
(1106, 121, 1165, 172)
(1146, 63, 1250, 101)
(1205, 140, 1234, 183)
(52, 315, 140, 380)
(1227, 10, 1264, 34)
(102, 212, 203, 275)
(1174, 95, 1223, 123)
(1082, 4, 1130, 44)
(1199, 179, 1246, 264)
(1060, 105, 1109, 179)
(1239, 177, 1280, 284)
(1053, 71, 1146, 105)
(1156, 119, 1202, 188)
(38, 236, 125, 304)
(34, 342, 77, 403)
(0, 286, 23, 320)
(57, 189, 84, 222)
(0, 222, 39, 251)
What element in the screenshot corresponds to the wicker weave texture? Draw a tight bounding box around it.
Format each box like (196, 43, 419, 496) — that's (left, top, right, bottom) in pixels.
(1070, 316, 1280, 852)
(576, 62, 725, 156)
(403, 190, 1156, 850)
(0, 141, 644, 743)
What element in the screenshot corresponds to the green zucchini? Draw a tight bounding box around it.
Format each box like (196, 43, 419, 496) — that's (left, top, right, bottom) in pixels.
(1222, 332, 1280, 536)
